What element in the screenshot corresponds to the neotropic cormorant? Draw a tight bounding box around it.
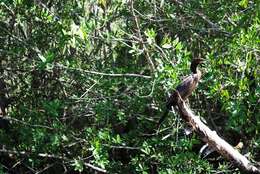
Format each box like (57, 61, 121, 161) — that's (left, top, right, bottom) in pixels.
(157, 58, 204, 126)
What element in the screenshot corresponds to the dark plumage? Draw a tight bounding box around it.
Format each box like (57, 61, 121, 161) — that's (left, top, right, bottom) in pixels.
(157, 58, 204, 126)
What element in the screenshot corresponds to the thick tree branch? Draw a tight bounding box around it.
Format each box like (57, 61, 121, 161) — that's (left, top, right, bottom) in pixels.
(174, 91, 260, 174)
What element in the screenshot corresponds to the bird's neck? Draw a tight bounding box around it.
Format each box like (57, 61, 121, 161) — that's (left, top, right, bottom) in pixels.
(190, 63, 199, 74)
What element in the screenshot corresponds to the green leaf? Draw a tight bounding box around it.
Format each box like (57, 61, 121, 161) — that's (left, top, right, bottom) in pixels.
(72, 159, 84, 172)
(239, 0, 248, 8)
(38, 53, 46, 63)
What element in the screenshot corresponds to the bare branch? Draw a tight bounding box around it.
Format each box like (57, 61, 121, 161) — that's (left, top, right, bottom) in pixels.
(174, 91, 260, 174)
(84, 163, 107, 173)
(4, 116, 54, 130)
(0, 148, 107, 173)
(130, 0, 155, 72)
(0, 148, 66, 160)
(56, 64, 152, 79)
(171, 0, 231, 36)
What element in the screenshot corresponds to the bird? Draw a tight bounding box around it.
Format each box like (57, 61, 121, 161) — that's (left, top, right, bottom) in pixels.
(157, 58, 204, 127)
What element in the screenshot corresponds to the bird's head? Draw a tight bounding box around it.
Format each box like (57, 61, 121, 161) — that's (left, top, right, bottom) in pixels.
(190, 58, 205, 73)
(192, 58, 205, 65)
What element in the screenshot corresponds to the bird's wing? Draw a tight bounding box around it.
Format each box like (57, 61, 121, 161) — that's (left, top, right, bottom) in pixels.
(176, 73, 200, 100)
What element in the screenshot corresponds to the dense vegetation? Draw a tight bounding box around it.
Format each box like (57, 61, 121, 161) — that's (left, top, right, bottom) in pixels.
(0, 0, 259, 173)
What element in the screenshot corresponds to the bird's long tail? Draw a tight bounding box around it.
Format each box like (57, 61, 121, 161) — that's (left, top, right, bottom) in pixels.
(157, 91, 179, 128)
(157, 109, 169, 128)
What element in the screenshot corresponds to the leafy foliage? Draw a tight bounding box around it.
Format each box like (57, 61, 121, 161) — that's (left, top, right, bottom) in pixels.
(0, 0, 259, 173)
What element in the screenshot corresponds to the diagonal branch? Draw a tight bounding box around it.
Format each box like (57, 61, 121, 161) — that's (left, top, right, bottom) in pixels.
(174, 91, 260, 174)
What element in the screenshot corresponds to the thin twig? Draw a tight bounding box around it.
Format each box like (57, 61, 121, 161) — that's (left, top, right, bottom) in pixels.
(103, 144, 140, 150)
(171, 0, 231, 36)
(0, 149, 66, 160)
(84, 162, 107, 173)
(56, 64, 152, 79)
(36, 163, 55, 174)
(4, 116, 54, 130)
(0, 148, 107, 173)
(130, 0, 155, 72)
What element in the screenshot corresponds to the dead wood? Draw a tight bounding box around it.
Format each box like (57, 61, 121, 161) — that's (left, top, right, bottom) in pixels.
(174, 91, 260, 174)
